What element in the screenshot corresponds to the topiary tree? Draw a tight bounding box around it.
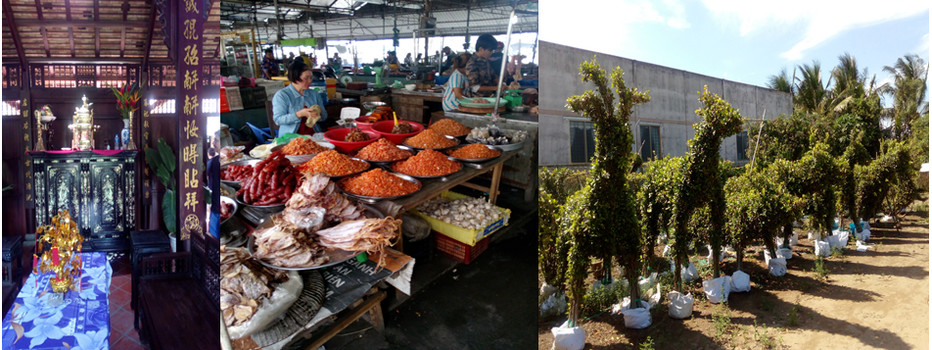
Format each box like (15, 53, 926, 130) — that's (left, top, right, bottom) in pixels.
(671, 86, 744, 290)
(636, 156, 685, 274)
(857, 140, 913, 225)
(747, 112, 812, 167)
(561, 186, 592, 324)
(565, 56, 650, 312)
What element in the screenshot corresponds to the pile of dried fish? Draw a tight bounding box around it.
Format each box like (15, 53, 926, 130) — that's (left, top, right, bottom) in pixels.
(417, 196, 503, 230)
(253, 215, 331, 267)
(317, 217, 402, 268)
(220, 246, 292, 328)
(284, 173, 366, 225)
(465, 124, 528, 146)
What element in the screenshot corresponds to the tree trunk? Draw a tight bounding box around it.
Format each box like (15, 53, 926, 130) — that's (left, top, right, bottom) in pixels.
(782, 222, 794, 249)
(735, 243, 744, 271)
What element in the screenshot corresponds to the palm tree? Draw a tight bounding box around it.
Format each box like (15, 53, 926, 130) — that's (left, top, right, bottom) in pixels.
(795, 61, 830, 114)
(768, 67, 794, 94)
(832, 52, 867, 100)
(883, 54, 929, 139)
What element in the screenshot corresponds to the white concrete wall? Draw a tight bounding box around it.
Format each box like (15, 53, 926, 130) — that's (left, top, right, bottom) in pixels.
(539, 41, 793, 166)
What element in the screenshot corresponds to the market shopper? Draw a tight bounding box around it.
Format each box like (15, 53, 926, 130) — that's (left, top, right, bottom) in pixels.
(466, 34, 501, 93)
(404, 53, 414, 67)
(261, 48, 280, 79)
(386, 51, 401, 72)
(272, 60, 328, 134)
(441, 46, 455, 73)
(442, 53, 473, 112)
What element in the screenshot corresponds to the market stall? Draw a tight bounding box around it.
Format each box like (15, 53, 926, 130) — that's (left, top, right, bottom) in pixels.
(1, 0, 221, 347)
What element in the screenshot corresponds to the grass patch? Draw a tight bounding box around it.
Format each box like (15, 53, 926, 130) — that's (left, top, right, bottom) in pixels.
(812, 257, 829, 280)
(711, 302, 732, 341)
(638, 336, 655, 350)
(787, 304, 800, 327)
(581, 280, 628, 317)
(753, 320, 782, 349)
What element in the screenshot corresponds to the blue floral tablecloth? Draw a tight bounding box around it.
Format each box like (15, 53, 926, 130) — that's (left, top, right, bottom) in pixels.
(2, 252, 112, 349)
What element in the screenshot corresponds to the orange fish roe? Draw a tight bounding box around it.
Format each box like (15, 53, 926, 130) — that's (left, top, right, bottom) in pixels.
(297, 150, 369, 177)
(338, 168, 419, 197)
(429, 118, 471, 137)
(403, 129, 457, 149)
(355, 138, 413, 162)
(447, 144, 502, 159)
(281, 137, 330, 155)
(391, 149, 462, 177)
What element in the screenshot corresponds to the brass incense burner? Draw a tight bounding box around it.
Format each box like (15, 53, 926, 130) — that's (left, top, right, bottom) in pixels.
(67, 96, 100, 150)
(36, 210, 84, 293)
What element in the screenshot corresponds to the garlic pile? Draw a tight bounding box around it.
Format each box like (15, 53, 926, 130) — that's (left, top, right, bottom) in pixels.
(466, 125, 528, 146)
(417, 197, 503, 230)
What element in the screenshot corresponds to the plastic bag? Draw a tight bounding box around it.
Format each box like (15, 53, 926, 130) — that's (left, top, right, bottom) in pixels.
(227, 270, 303, 339)
(540, 291, 567, 318)
(552, 321, 586, 350)
(620, 298, 652, 329)
(638, 272, 658, 294)
(648, 284, 662, 309)
(814, 240, 831, 257)
(768, 257, 787, 277)
(540, 283, 558, 303)
(777, 248, 793, 260)
(730, 270, 751, 292)
(667, 291, 694, 319)
(703, 276, 731, 304)
(827, 231, 848, 252)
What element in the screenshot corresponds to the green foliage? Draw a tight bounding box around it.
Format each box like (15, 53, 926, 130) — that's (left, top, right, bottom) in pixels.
(144, 137, 177, 234)
(725, 163, 805, 267)
(883, 54, 928, 140)
(672, 86, 744, 288)
(637, 156, 685, 271)
(908, 113, 929, 165)
(747, 112, 812, 166)
(794, 61, 829, 114)
(581, 280, 628, 317)
(565, 56, 650, 313)
(712, 302, 733, 340)
(562, 185, 592, 323)
(856, 140, 913, 220)
(538, 190, 567, 288)
(792, 143, 842, 236)
(812, 257, 829, 279)
(638, 336, 656, 350)
(787, 304, 800, 327)
(839, 131, 870, 231)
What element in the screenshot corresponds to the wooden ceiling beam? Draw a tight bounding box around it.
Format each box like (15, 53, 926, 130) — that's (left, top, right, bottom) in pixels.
(95, 28, 100, 57)
(141, 3, 155, 69)
(3, 0, 28, 65)
(69, 28, 76, 57)
(15, 19, 150, 28)
(42, 27, 50, 57)
(120, 27, 126, 57)
(33, 0, 43, 19)
(64, 0, 71, 20)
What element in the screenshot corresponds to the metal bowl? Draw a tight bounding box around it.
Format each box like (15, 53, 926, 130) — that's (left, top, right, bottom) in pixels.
(336, 172, 422, 203)
(234, 195, 286, 226)
(402, 134, 461, 152)
(219, 196, 238, 225)
(362, 101, 388, 112)
(466, 138, 526, 152)
(220, 158, 262, 188)
(446, 144, 503, 163)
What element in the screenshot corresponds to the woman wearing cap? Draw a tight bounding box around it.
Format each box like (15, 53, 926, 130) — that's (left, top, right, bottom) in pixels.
(442, 53, 473, 112)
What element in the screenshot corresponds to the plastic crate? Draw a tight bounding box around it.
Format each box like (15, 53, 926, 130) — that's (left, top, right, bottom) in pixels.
(435, 231, 489, 264)
(240, 86, 268, 109)
(411, 191, 510, 246)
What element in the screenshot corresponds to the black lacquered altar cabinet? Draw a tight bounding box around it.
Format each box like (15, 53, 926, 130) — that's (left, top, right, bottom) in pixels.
(29, 150, 138, 252)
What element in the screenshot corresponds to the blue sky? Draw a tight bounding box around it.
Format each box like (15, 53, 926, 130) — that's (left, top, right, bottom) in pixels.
(541, 0, 929, 100)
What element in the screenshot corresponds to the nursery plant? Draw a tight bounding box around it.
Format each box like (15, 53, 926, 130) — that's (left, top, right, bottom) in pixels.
(636, 156, 685, 274)
(563, 57, 650, 323)
(671, 86, 744, 290)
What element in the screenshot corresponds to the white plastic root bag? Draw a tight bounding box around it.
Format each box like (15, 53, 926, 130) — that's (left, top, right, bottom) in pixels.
(814, 240, 831, 257)
(703, 276, 732, 304)
(540, 292, 568, 318)
(768, 257, 787, 276)
(682, 262, 699, 283)
(777, 247, 793, 260)
(540, 283, 558, 302)
(730, 270, 751, 292)
(667, 291, 694, 319)
(552, 321, 586, 350)
(638, 272, 658, 294)
(620, 298, 652, 329)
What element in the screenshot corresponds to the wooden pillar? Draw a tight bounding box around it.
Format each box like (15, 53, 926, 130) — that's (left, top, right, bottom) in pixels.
(172, 0, 209, 252)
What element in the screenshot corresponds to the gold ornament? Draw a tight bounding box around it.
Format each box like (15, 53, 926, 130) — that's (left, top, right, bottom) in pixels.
(36, 210, 84, 293)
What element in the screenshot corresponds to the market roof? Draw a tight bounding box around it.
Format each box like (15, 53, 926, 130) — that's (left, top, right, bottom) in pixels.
(220, 0, 538, 42)
(2, 0, 221, 64)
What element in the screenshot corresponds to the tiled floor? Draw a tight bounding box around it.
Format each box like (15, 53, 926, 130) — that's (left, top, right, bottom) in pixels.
(18, 248, 146, 349)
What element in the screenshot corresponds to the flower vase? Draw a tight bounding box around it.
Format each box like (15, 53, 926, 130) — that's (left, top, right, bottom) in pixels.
(121, 119, 130, 150)
(125, 111, 136, 150)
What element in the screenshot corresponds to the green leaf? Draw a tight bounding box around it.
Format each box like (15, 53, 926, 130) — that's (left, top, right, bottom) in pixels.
(157, 138, 176, 174)
(156, 167, 171, 190)
(162, 190, 176, 234)
(144, 147, 163, 176)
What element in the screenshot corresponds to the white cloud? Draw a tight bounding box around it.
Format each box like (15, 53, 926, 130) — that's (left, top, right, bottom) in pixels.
(699, 0, 929, 60)
(917, 32, 930, 57)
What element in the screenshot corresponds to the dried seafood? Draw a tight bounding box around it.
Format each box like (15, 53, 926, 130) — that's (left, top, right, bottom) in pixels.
(220, 246, 292, 327)
(391, 149, 461, 177)
(344, 128, 369, 142)
(296, 150, 369, 177)
(417, 196, 504, 230)
(403, 129, 457, 149)
(316, 217, 402, 268)
(282, 137, 329, 155)
(253, 214, 331, 267)
(429, 118, 471, 137)
(447, 144, 501, 159)
(355, 138, 413, 162)
(284, 172, 366, 225)
(465, 124, 528, 145)
(391, 122, 415, 134)
(338, 168, 419, 198)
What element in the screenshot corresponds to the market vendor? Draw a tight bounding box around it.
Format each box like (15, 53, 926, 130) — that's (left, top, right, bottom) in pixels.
(386, 51, 401, 72)
(441, 46, 455, 73)
(261, 48, 280, 79)
(272, 60, 328, 134)
(466, 34, 501, 93)
(442, 53, 473, 112)
(489, 41, 505, 77)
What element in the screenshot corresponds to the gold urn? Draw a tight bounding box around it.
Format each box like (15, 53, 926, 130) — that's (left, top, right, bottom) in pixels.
(67, 95, 100, 150)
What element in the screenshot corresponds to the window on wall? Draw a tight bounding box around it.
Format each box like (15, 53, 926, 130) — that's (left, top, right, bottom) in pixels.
(639, 125, 661, 161)
(737, 131, 749, 160)
(569, 121, 596, 163)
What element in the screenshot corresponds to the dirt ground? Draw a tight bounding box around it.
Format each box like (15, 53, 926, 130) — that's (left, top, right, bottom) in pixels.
(538, 210, 929, 349)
